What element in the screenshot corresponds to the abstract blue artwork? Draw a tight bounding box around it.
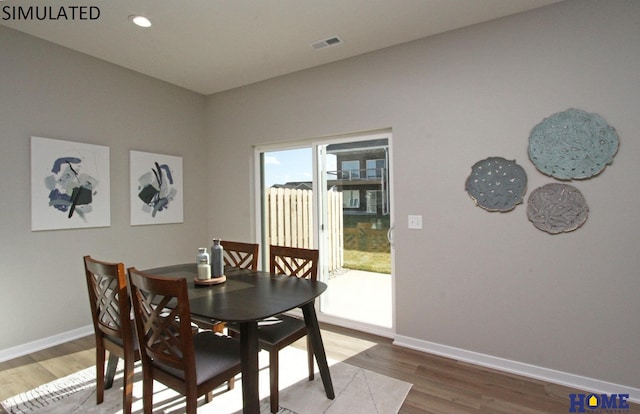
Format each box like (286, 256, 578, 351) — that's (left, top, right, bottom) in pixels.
(130, 150, 183, 225)
(31, 136, 110, 231)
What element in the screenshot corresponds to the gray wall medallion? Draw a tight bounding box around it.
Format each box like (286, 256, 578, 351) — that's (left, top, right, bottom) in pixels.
(528, 108, 619, 180)
(527, 183, 588, 234)
(465, 157, 528, 212)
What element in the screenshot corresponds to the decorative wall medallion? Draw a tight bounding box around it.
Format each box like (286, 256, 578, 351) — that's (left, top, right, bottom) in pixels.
(465, 157, 528, 212)
(528, 108, 619, 180)
(527, 183, 588, 234)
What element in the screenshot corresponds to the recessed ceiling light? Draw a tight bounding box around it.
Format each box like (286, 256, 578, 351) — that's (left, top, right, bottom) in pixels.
(129, 15, 152, 28)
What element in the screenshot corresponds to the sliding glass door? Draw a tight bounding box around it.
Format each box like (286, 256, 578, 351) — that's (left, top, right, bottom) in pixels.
(258, 132, 394, 333)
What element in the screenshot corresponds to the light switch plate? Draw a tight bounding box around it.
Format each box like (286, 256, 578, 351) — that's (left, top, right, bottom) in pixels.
(408, 215, 423, 229)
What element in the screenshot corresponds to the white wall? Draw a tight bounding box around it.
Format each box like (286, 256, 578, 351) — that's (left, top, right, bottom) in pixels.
(0, 26, 209, 349)
(206, 0, 640, 389)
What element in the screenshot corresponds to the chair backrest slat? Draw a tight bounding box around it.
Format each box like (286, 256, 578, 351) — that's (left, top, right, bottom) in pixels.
(222, 241, 259, 270)
(84, 256, 132, 340)
(128, 268, 196, 376)
(269, 245, 319, 280)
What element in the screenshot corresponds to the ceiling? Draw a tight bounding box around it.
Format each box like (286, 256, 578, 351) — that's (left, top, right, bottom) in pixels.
(1, 0, 562, 95)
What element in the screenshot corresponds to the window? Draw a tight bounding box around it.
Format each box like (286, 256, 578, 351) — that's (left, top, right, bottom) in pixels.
(366, 159, 385, 179)
(341, 160, 360, 179)
(343, 190, 360, 208)
(366, 190, 379, 213)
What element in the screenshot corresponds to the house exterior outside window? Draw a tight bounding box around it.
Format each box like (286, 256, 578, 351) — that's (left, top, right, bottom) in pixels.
(343, 189, 360, 208)
(366, 159, 385, 179)
(341, 160, 360, 179)
(327, 139, 389, 219)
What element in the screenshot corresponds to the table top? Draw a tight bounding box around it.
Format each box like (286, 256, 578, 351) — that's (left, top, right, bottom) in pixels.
(143, 263, 327, 323)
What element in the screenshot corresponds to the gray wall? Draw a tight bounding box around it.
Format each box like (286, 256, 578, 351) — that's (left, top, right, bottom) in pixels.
(0, 26, 209, 348)
(205, 0, 640, 389)
(1, 0, 638, 392)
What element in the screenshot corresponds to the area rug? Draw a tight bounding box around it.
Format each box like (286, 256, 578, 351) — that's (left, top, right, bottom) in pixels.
(1, 347, 411, 414)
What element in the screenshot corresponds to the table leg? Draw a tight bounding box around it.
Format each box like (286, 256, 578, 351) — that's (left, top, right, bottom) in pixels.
(301, 303, 335, 399)
(239, 321, 260, 414)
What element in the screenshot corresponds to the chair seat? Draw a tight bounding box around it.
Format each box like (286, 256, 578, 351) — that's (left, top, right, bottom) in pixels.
(155, 331, 241, 385)
(104, 325, 140, 351)
(228, 314, 306, 347)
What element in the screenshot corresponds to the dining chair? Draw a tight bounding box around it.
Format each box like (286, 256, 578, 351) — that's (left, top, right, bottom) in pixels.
(83, 255, 140, 414)
(191, 241, 259, 335)
(222, 240, 259, 270)
(228, 244, 319, 413)
(127, 267, 242, 414)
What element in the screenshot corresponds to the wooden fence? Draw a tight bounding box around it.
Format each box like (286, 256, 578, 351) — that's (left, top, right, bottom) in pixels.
(265, 188, 343, 272)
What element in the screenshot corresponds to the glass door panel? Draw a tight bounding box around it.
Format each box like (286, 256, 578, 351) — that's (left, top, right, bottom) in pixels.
(259, 133, 393, 332)
(318, 137, 392, 328)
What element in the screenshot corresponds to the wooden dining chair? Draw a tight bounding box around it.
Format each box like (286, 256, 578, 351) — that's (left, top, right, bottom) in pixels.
(191, 241, 259, 335)
(228, 245, 319, 413)
(127, 267, 242, 414)
(83, 255, 140, 414)
(222, 240, 259, 270)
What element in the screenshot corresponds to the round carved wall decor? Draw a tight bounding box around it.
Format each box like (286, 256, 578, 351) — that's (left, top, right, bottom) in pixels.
(465, 157, 528, 212)
(528, 108, 619, 180)
(527, 183, 588, 234)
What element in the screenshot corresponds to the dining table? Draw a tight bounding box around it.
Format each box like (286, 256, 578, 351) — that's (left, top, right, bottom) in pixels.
(143, 263, 335, 414)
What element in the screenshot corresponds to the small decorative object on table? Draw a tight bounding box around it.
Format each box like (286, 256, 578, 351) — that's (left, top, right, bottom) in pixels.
(196, 247, 211, 280)
(211, 238, 225, 277)
(194, 239, 226, 285)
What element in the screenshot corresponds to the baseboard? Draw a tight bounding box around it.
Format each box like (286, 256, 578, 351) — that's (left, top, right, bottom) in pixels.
(393, 335, 640, 404)
(0, 325, 93, 363)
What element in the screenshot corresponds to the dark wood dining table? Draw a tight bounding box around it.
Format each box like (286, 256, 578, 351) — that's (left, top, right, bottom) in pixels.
(143, 263, 335, 414)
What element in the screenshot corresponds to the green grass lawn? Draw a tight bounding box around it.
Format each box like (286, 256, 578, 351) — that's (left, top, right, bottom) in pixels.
(343, 249, 391, 274)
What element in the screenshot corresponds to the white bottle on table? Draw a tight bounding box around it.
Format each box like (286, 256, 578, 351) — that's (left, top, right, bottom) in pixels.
(196, 247, 211, 280)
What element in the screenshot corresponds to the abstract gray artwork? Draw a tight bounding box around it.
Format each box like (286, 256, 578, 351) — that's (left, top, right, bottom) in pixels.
(465, 157, 528, 212)
(528, 108, 619, 180)
(527, 183, 588, 234)
(130, 150, 183, 225)
(31, 136, 110, 231)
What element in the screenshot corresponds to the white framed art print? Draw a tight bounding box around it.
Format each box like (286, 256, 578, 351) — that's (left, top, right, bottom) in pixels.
(31, 136, 111, 231)
(130, 150, 183, 225)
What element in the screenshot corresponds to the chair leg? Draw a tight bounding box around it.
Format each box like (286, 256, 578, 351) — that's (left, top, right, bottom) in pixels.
(122, 356, 135, 414)
(186, 390, 197, 414)
(105, 352, 119, 389)
(227, 329, 238, 390)
(269, 350, 280, 414)
(142, 372, 154, 414)
(205, 391, 213, 403)
(307, 336, 314, 381)
(96, 346, 106, 404)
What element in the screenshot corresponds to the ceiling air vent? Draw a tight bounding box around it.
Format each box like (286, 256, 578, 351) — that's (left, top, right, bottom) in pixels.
(311, 36, 343, 50)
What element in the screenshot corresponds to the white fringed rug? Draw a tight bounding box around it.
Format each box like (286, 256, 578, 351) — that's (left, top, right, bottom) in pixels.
(2, 347, 411, 414)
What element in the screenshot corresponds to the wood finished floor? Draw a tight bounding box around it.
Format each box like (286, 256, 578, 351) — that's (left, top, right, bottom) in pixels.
(1, 324, 638, 413)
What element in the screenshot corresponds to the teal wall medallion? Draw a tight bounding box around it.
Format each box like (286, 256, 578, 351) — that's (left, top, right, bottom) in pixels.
(527, 183, 588, 234)
(528, 108, 619, 180)
(465, 157, 527, 212)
